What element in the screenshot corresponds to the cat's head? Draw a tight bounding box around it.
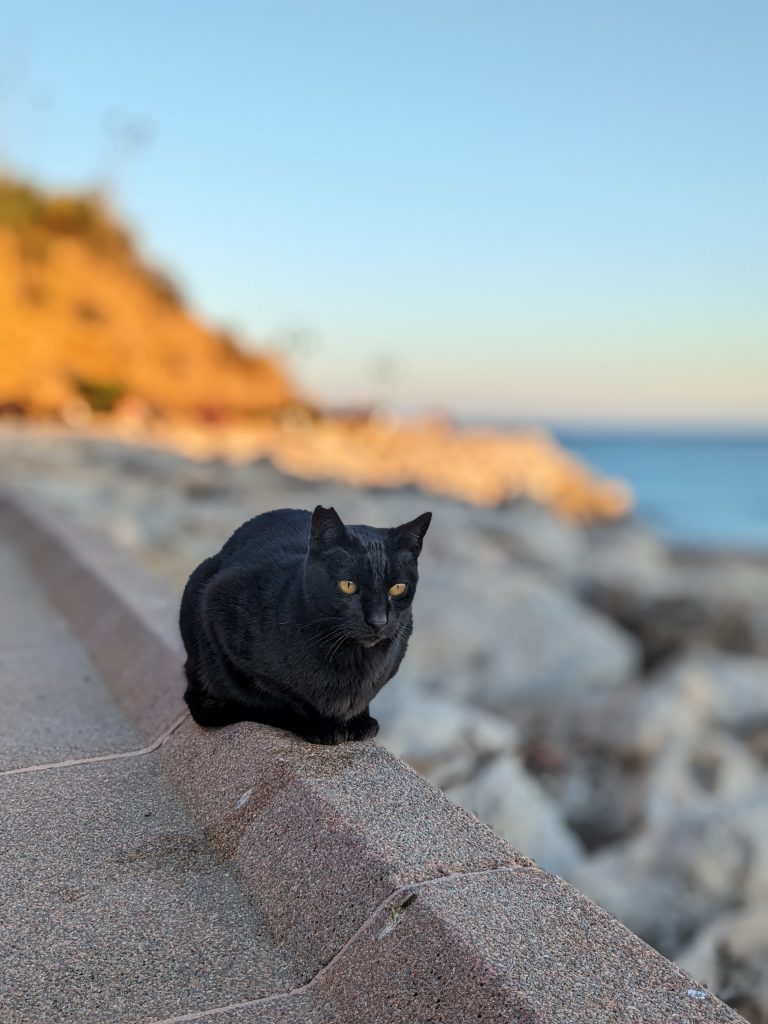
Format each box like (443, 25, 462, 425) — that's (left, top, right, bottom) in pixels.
(303, 505, 432, 647)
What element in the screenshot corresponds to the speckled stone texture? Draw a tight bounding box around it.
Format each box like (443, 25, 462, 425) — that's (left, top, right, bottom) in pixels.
(0, 538, 141, 768)
(0, 490, 186, 741)
(322, 868, 744, 1024)
(0, 487, 747, 1024)
(0, 758, 300, 1024)
(160, 716, 531, 979)
(177, 870, 745, 1024)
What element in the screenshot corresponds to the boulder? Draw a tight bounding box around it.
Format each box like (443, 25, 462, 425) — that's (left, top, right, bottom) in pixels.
(571, 817, 748, 956)
(531, 748, 646, 850)
(642, 733, 764, 829)
(700, 653, 768, 736)
(373, 687, 518, 789)
(579, 519, 673, 594)
(569, 652, 768, 765)
(572, 791, 768, 958)
(403, 563, 640, 710)
(581, 546, 768, 664)
(447, 754, 585, 878)
(678, 905, 768, 1024)
(583, 585, 719, 669)
(471, 498, 585, 576)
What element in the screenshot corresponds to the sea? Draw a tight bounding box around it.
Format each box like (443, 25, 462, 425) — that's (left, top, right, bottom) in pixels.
(556, 432, 768, 551)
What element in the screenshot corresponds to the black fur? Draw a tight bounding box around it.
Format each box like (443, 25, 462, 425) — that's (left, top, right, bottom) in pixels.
(179, 505, 432, 744)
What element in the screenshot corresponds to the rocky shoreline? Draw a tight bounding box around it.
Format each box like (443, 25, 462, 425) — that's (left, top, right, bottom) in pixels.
(2, 428, 766, 1021)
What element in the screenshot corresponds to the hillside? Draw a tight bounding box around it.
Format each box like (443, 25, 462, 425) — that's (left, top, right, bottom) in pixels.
(0, 179, 296, 418)
(0, 177, 631, 522)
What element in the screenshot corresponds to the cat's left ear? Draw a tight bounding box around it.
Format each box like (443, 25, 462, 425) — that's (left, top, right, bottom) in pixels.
(310, 505, 347, 552)
(392, 511, 432, 556)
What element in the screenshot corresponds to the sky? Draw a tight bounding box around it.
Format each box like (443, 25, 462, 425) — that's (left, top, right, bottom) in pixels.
(1, 0, 767, 426)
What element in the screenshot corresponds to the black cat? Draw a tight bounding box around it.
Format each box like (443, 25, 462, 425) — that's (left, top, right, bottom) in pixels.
(179, 505, 431, 744)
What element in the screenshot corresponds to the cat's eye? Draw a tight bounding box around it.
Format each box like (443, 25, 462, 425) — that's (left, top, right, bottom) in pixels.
(388, 582, 408, 597)
(338, 579, 358, 595)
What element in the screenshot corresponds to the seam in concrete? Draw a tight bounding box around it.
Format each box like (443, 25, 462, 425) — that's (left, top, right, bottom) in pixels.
(0, 711, 190, 777)
(145, 863, 536, 1024)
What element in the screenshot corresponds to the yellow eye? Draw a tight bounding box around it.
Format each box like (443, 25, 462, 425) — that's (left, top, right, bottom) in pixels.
(338, 580, 358, 595)
(388, 582, 408, 597)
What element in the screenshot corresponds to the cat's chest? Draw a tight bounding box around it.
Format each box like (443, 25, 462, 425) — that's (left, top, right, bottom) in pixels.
(325, 642, 392, 689)
(320, 651, 388, 715)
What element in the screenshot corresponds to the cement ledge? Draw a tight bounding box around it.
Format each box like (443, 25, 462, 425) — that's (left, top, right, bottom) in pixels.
(0, 488, 185, 742)
(0, 487, 746, 1023)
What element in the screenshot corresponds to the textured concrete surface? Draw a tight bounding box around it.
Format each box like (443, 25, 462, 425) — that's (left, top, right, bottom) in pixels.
(0, 759, 300, 1024)
(177, 869, 745, 1024)
(0, 539, 141, 769)
(1, 491, 187, 741)
(332, 868, 743, 1024)
(161, 716, 532, 979)
(0, 487, 747, 1024)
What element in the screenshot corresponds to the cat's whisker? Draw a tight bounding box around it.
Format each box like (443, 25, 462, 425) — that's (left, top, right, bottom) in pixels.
(306, 625, 352, 652)
(323, 626, 355, 655)
(326, 629, 355, 662)
(278, 615, 340, 630)
(315, 627, 355, 652)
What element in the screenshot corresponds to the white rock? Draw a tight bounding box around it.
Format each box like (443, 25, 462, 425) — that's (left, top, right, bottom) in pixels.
(447, 754, 585, 878)
(585, 652, 768, 765)
(702, 653, 768, 734)
(406, 565, 640, 708)
(572, 819, 744, 953)
(471, 499, 585, 575)
(642, 733, 764, 828)
(573, 791, 768, 957)
(373, 688, 517, 789)
(677, 904, 768, 1021)
(717, 795, 768, 903)
(579, 520, 673, 594)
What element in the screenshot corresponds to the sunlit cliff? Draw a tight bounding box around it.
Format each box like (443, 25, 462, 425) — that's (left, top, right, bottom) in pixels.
(0, 178, 630, 522)
(0, 180, 295, 417)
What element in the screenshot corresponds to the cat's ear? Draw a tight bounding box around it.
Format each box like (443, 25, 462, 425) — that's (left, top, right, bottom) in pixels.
(310, 505, 347, 552)
(392, 511, 432, 556)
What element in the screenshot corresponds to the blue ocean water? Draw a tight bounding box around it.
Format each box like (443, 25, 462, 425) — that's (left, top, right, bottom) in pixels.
(556, 433, 768, 550)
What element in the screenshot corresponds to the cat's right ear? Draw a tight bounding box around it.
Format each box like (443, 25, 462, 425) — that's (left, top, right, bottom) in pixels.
(392, 511, 432, 556)
(309, 505, 346, 552)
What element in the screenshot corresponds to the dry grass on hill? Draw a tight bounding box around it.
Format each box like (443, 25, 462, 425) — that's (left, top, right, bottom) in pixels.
(0, 179, 295, 418)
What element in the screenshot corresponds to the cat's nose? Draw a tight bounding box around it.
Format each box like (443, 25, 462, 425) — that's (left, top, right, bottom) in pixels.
(366, 611, 388, 631)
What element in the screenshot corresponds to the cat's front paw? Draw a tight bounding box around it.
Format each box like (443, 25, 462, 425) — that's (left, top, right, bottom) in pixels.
(301, 724, 349, 745)
(346, 713, 379, 742)
(299, 714, 379, 744)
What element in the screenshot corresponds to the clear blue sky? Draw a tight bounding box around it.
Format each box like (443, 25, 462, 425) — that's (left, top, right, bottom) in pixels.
(2, 1, 767, 425)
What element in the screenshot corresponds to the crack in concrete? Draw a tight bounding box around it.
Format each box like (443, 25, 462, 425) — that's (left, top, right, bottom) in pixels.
(0, 711, 190, 777)
(145, 863, 537, 1024)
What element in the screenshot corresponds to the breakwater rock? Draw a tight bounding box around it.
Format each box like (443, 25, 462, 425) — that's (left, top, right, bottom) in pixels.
(2, 428, 766, 1021)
